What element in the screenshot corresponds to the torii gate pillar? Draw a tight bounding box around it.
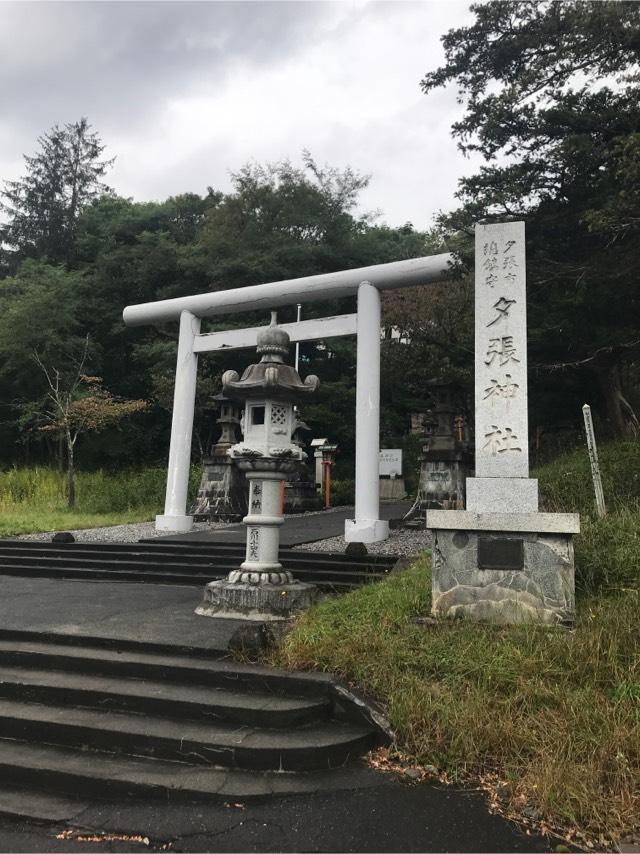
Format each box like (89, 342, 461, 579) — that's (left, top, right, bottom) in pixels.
(344, 282, 388, 543)
(156, 310, 201, 533)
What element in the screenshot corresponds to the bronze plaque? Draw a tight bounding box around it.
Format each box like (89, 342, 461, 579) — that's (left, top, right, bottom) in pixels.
(477, 536, 524, 570)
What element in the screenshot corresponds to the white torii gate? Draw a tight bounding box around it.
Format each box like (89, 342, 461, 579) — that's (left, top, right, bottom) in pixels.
(123, 253, 453, 543)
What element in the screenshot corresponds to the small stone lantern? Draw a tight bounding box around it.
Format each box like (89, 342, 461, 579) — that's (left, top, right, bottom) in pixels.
(210, 392, 242, 456)
(196, 313, 320, 621)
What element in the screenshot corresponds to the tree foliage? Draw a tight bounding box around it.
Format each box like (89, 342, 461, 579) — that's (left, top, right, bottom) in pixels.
(422, 0, 640, 437)
(0, 141, 436, 469)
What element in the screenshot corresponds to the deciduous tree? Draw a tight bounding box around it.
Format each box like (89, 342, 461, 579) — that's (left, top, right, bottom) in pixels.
(34, 338, 148, 508)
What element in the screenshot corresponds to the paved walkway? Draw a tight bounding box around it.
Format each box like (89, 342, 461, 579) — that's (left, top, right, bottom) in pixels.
(0, 573, 551, 852)
(0, 576, 240, 652)
(153, 501, 412, 547)
(0, 779, 551, 852)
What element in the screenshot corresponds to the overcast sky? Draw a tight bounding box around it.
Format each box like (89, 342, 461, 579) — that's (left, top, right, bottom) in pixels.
(0, 0, 481, 229)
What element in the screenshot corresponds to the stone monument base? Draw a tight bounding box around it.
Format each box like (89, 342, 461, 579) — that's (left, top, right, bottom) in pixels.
(379, 477, 407, 500)
(426, 511, 579, 625)
(191, 455, 247, 523)
(196, 579, 318, 621)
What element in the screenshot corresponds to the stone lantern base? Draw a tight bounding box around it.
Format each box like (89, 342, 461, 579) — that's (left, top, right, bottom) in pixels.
(196, 578, 318, 621)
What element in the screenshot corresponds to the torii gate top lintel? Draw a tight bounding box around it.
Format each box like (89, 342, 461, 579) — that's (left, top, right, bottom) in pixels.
(123, 251, 454, 543)
(122, 252, 454, 327)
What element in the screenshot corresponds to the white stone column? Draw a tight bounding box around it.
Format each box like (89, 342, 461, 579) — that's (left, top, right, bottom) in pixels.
(156, 310, 201, 532)
(466, 221, 538, 512)
(240, 473, 285, 573)
(345, 281, 389, 543)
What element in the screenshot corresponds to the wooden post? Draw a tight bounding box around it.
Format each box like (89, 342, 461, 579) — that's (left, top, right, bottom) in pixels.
(582, 404, 606, 517)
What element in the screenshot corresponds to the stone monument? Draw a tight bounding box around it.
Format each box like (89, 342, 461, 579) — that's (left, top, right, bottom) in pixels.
(196, 313, 320, 621)
(191, 393, 247, 522)
(379, 449, 406, 500)
(427, 222, 579, 624)
(417, 386, 473, 512)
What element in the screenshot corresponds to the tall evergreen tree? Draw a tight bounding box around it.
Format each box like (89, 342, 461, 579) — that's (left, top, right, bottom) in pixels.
(0, 118, 114, 271)
(422, 0, 640, 437)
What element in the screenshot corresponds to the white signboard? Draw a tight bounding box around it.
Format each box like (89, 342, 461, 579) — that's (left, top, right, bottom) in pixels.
(379, 449, 402, 478)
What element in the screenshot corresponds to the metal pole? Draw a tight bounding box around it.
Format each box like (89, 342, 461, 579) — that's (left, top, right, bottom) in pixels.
(582, 404, 606, 517)
(294, 303, 302, 372)
(345, 282, 389, 543)
(156, 310, 201, 532)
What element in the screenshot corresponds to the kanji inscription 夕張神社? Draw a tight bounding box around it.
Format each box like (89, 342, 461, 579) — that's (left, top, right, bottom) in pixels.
(475, 222, 529, 478)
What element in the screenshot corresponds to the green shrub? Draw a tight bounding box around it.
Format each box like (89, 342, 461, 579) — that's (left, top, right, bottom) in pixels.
(330, 478, 355, 506)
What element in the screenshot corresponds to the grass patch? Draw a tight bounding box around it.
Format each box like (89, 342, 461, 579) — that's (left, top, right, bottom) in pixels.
(276, 558, 639, 842)
(0, 465, 202, 536)
(276, 440, 640, 843)
(536, 439, 640, 514)
(0, 508, 157, 538)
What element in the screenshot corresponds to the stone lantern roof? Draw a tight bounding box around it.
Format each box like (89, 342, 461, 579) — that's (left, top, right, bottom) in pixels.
(222, 312, 319, 403)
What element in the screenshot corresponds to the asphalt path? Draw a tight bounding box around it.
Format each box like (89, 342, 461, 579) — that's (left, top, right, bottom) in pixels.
(0, 576, 242, 652)
(0, 776, 551, 852)
(152, 502, 412, 547)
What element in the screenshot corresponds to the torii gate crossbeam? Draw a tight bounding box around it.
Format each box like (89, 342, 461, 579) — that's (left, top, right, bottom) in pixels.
(123, 252, 453, 543)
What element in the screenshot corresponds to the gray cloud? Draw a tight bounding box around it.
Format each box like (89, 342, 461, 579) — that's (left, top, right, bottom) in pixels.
(0, 1, 477, 228)
(0, 2, 328, 132)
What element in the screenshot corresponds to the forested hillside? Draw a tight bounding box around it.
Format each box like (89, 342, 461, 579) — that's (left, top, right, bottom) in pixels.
(1, 1, 638, 476)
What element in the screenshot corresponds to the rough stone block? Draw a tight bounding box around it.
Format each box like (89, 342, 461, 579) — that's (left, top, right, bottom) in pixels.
(431, 528, 575, 625)
(196, 579, 318, 621)
(379, 478, 407, 500)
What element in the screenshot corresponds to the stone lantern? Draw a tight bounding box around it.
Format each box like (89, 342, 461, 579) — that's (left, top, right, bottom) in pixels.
(416, 385, 473, 513)
(191, 392, 247, 522)
(196, 313, 320, 621)
(210, 392, 242, 456)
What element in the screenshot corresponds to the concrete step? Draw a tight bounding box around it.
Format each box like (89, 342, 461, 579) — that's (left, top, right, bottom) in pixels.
(0, 699, 374, 771)
(0, 563, 378, 590)
(0, 740, 374, 803)
(0, 562, 217, 585)
(0, 784, 90, 822)
(0, 539, 398, 563)
(0, 541, 396, 572)
(0, 664, 332, 728)
(0, 550, 390, 578)
(0, 636, 334, 698)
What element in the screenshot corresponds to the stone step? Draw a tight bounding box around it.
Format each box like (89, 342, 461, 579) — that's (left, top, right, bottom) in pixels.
(0, 541, 396, 571)
(0, 740, 375, 804)
(0, 784, 90, 823)
(0, 636, 334, 698)
(0, 562, 215, 585)
(0, 550, 390, 578)
(0, 562, 373, 589)
(0, 699, 374, 771)
(0, 664, 332, 728)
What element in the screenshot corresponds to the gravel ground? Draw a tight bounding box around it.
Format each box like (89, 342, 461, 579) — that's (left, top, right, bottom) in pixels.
(13, 520, 231, 544)
(10, 505, 431, 556)
(293, 526, 432, 557)
(10, 506, 351, 544)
